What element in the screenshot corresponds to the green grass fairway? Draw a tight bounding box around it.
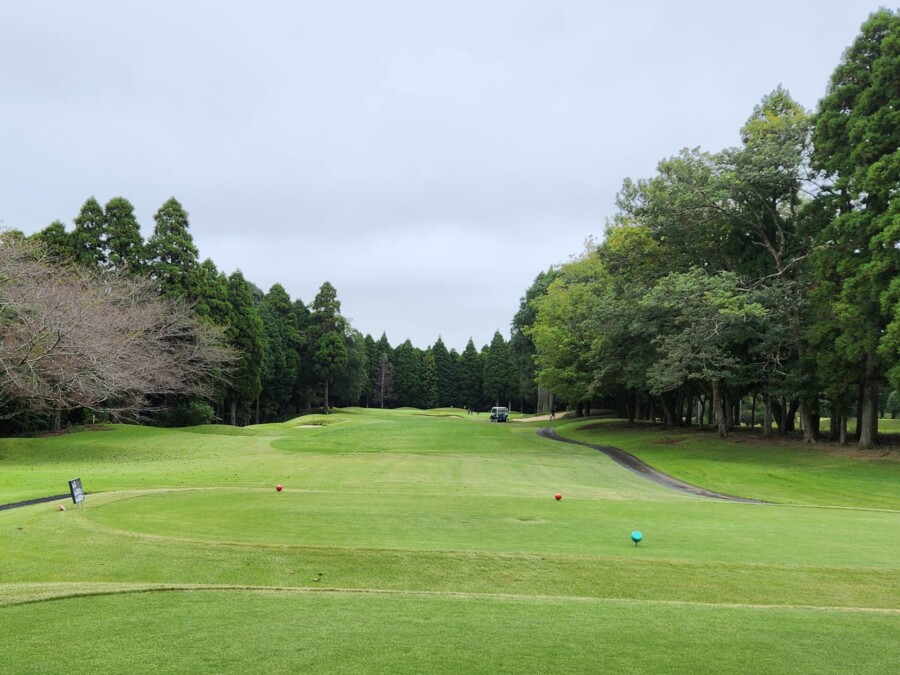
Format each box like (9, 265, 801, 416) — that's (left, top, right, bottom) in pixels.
(1, 408, 898, 673)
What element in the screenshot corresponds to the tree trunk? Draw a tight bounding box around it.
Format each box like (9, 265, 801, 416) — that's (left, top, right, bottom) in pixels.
(725, 395, 735, 431)
(537, 387, 553, 415)
(829, 400, 840, 442)
(839, 415, 848, 446)
(858, 352, 878, 449)
(762, 393, 772, 438)
(778, 397, 787, 436)
(255, 396, 260, 425)
(775, 398, 799, 434)
(673, 389, 684, 426)
(799, 401, 816, 443)
(855, 393, 863, 441)
(750, 394, 756, 428)
(660, 394, 675, 428)
(711, 379, 727, 438)
(787, 399, 800, 432)
(230, 400, 237, 426)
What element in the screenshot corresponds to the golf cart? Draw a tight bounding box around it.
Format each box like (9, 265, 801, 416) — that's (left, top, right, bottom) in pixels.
(490, 406, 509, 422)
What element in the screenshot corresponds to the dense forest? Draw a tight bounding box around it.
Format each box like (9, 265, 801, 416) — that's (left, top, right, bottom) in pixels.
(1, 10, 897, 448)
(1, 193, 528, 432)
(525, 9, 900, 448)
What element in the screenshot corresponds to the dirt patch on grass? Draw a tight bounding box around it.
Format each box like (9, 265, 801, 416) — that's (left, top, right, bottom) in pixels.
(577, 421, 641, 432)
(651, 437, 687, 445)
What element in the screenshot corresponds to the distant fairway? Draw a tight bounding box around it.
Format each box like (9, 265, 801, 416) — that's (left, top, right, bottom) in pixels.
(1, 409, 898, 673)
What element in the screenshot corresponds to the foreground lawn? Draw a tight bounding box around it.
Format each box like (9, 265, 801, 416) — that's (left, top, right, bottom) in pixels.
(4, 590, 897, 674)
(1, 408, 898, 673)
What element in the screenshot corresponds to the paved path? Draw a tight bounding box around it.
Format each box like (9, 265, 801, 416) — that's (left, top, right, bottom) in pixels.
(0, 494, 71, 511)
(537, 427, 766, 503)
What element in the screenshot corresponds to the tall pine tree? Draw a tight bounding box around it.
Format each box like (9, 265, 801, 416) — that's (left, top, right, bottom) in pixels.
(147, 198, 200, 299)
(71, 196, 106, 268)
(104, 197, 145, 273)
(483, 331, 513, 408)
(811, 9, 900, 448)
(224, 270, 264, 425)
(308, 282, 348, 413)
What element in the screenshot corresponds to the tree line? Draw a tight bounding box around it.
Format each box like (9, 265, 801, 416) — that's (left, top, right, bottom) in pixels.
(3, 194, 537, 433)
(5, 11, 894, 444)
(513, 10, 899, 448)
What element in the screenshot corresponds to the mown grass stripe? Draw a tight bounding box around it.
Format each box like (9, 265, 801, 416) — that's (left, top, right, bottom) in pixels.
(3, 582, 898, 614)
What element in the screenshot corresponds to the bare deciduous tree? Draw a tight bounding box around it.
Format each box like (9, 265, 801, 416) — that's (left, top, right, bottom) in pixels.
(372, 352, 394, 408)
(0, 236, 234, 425)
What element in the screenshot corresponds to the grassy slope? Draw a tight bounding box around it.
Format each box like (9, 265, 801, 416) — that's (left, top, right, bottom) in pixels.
(1, 408, 898, 673)
(551, 418, 900, 509)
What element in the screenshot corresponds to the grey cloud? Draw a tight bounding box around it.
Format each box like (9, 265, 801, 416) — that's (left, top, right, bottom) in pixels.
(1, 0, 871, 350)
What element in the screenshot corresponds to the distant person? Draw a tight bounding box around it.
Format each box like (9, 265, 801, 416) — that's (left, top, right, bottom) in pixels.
(549, 410, 556, 421)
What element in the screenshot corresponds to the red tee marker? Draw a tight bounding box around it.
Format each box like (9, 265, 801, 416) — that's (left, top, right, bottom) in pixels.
(276, 484, 283, 492)
(554, 493, 562, 501)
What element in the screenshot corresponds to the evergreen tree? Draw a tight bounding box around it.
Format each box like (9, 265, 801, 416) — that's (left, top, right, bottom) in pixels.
(362, 334, 378, 406)
(291, 298, 316, 411)
(192, 259, 231, 326)
(224, 270, 264, 425)
(483, 331, 513, 407)
(431, 337, 455, 407)
(258, 283, 301, 421)
(457, 339, 483, 410)
(147, 198, 200, 299)
(31, 221, 75, 263)
(71, 196, 107, 268)
(811, 8, 900, 448)
(422, 350, 438, 409)
(308, 282, 348, 413)
(332, 330, 369, 406)
(104, 197, 145, 273)
(393, 340, 422, 407)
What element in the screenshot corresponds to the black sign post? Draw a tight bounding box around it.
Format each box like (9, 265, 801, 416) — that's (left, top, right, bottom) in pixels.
(68, 478, 85, 505)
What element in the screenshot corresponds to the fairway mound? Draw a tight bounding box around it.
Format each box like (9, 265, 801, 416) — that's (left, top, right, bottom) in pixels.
(537, 428, 765, 504)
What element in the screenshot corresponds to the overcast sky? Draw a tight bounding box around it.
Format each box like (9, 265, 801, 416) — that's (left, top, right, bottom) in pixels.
(1, 1, 875, 351)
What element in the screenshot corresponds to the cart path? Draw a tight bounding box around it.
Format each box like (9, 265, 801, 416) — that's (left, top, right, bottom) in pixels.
(537, 427, 766, 503)
(0, 495, 72, 511)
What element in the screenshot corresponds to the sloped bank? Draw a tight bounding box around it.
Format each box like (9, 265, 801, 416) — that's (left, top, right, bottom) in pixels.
(538, 427, 766, 504)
